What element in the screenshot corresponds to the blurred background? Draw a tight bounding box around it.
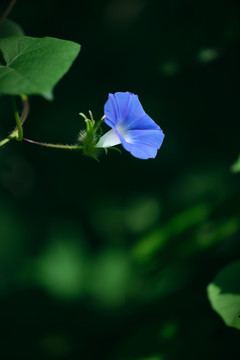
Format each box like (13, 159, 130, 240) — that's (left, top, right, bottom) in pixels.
(0, 0, 240, 359)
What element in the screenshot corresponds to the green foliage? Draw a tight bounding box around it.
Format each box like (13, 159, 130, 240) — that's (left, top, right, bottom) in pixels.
(207, 261, 240, 330)
(0, 36, 80, 100)
(231, 154, 240, 173)
(0, 0, 239, 359)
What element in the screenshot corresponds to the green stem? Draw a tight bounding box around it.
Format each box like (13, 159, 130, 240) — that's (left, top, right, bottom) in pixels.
(22, 138, 83, 150)
(0, 95, 29, 147)
(0, 129, 18, 146)
(11, 96, 23, 141)
(19, 95, 29, 126)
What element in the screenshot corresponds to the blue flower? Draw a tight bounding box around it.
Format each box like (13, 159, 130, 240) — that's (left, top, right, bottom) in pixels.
(96, 92, 165, 159)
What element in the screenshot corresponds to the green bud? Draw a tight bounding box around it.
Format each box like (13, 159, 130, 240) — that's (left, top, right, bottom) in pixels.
(78, 111, 104, 160)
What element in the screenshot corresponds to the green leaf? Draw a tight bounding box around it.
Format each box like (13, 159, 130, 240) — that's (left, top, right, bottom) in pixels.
(207, 260, 240, 330)
(231, 154, 240, 173)
(0, 36, 81, 100)
(0, 19, 24, 38)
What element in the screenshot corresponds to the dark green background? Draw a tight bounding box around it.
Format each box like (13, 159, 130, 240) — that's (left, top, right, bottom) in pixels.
(0, 0, 240, 359)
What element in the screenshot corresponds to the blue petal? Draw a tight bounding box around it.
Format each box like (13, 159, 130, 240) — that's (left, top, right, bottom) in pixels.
(104, 92, 132, 129)
(103, 91, 165, 159)
(104, 94, 118, 129)
(119, 129, 165, 159)
(120, 136, 158, 159)
(124, 129, 164, 147)
(118, 94, 157, 131)
(105, 92, 160, 132)
(122, 113, 160, 131)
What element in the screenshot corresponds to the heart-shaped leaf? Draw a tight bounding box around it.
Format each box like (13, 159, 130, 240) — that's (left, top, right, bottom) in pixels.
(0, 36, 81, 100)
(207, 260, 240, 330)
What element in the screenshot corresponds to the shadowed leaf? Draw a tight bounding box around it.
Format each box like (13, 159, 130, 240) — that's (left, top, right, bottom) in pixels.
(0, 36, 80, 100)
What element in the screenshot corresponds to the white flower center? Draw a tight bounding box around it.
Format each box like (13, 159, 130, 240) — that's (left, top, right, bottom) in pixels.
(116, 123, 132, 142)
(96, 129, 121, 148)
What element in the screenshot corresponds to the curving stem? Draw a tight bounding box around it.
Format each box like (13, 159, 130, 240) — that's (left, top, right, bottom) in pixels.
(11, 96, 23, 141)
(0, 94, 29, 147)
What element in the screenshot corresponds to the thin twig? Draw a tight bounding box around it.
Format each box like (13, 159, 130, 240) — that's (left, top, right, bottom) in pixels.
(20, 95, 30, 125)
(22, 138, 83, 150)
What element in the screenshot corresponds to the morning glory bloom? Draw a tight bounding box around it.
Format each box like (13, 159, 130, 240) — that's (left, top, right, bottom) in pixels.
(96, 92, 165, 159)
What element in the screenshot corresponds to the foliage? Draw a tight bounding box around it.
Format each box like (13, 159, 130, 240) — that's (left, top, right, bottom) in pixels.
(231, 155, 240, 173)
(0, 36, 80, 100)
(207, 261, 240, 330)
(0, 0, 239, 359)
